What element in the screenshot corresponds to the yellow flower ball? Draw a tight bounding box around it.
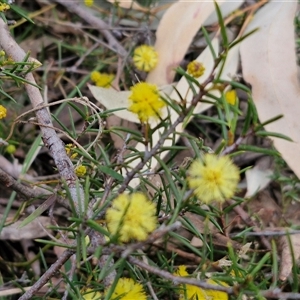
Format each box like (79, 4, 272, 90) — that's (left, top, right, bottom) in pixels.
(0, 105, 7, 119)
(225, 90, 237, 105)
(90, 71, 114, 88)
(133, 44, 158, 72)
(0, 3, 10, 12)
(105, 278, 147, 300)
(65, 143, 78, 159)
(84, 0, 94, 7)
(187, 154, 240, 203)
(5, 144, 16, 154)
(106, 192, 157, 242)
(128, 82, 166, 123)
(187, 61, 205, 78)
(75, 165, 87, 177)
(175, 265, 228, 300)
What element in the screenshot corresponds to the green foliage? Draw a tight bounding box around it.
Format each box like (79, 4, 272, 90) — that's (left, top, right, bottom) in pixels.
(0, 1, 299, 300)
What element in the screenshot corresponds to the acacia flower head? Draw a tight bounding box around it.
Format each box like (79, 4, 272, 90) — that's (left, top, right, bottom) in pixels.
(90, 71, 114, 88)
(5, 144, 16, 154)
(0, 3, 10, 12)
(65, 143, 78, 159)
(75, 165, 87, 177)
(187, 154, 239, 204)
(0, 105, 7, 119)
(133, 44, 158, 72)
(106, 192, 157, 242)
(175, 265, 228, 300)
(128, 82, 166, 123)
(105, 277, 147, 300)
(84, 0, 94, 7)
(225, 90, 237, 105)
(187, 61, 205, 78)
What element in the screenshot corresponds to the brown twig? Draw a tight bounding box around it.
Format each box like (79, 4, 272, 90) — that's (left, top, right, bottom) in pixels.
(0, 19, 85, 216)
(0, 18, 117, 297)
(228, 200, 271, 250)
(128, 255, 234, 294)
(51, 0, 127, 57)
(18, 249, 74, 300)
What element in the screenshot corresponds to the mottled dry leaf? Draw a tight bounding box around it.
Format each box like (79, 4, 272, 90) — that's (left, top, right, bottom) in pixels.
(0, 216, 51, 240)
(87, 85, 139, 123)
(240, 2, 300, 178)
(203, 1, 244, 26)
(245, 156, 273, 198)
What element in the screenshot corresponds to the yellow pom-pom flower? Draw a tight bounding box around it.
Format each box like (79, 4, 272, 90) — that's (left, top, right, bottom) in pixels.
(105, 278, 147, 300)
(133, 44, 158, 72)
(187, 154, 239, 204)
(65, 143, 78, 159)
(106, 192, 157, 242)
(175, 265, 228, 300)
(128, 82, 166, 123)
(0, 3, 10, 12)
(90, 71, 114, 88)
(84, 0, 94, 7)
(5, 144, 16, 154)
(75, 165, 87, 177)
(187, 61, 205, 78)
(225, 90, 237, 105)
(0, 105, 7, 119)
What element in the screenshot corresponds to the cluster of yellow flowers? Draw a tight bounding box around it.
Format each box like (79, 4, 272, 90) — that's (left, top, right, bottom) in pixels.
(187, 60, 205, 78)
(133, 45, 158, 72)
(187, 153, 240, 204)
(86, 36, 241, 300)
(0, 105, 7, 119)
(75, 165, 87, 177)
(5, 144, 16, 154)
(90, 71, 114, 88)
(175, 265, 228, 300)
(65, 143, 78, 159)
(84, 0, 94, 7)
(225, 89, 237, 105)
(0, 2, 10, 12)
(106, 192, 157, 242)
(82, 278, 146, 300)
(89, 44, 158, 89)
(128, 82, 166, 123)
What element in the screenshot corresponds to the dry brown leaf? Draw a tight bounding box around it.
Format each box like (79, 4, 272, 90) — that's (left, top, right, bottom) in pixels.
(0, 216, 51, 240)
(240, 2, 300, 178)
(147, 0, 243, 85)
(181, 212, 242, 250)
(278, 234, 300, 281)
(245, 156, 273, 198)
(146, 1, 215, 85)
(203, 1, 244, 26)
